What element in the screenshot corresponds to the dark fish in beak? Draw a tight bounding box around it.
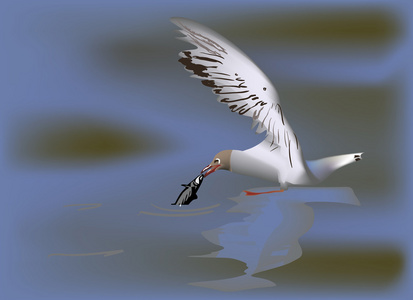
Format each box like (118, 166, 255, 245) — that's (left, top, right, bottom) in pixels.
(172, 174, 204, 206)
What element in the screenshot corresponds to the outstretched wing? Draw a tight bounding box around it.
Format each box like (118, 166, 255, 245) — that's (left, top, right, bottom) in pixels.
(171, 17, 301, 166)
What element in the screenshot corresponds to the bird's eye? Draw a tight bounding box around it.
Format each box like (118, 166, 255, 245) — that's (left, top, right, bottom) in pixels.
(263, 87, 267, 91)
(214, 158, 221, 164)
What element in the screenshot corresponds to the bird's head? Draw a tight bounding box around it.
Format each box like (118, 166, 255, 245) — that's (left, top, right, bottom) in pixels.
(201, 150, 232, 177)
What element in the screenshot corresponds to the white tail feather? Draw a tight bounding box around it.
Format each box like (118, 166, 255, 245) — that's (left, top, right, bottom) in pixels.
(306, 152, 363, 182)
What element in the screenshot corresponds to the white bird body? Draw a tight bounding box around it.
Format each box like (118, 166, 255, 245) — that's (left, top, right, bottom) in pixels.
(231, 144, 311, 187)
(171, 17, 362, 190)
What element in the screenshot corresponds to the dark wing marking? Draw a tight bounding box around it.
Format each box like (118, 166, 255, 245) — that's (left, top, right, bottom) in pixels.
(172, 17, 302, 166)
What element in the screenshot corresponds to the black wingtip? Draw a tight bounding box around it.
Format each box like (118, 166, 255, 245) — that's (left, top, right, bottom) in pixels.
(354, 152, 364, 162)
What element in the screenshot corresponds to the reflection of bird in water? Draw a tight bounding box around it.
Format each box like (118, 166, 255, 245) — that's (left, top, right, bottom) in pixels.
(190, 187, 361, 291)
(172, 17, 363, 193)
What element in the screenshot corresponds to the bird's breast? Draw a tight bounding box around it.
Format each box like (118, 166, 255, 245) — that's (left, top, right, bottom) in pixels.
(230, 150, 283, 183)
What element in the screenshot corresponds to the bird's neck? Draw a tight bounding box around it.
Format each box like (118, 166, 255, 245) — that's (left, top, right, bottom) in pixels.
(306, 153, 362, 182)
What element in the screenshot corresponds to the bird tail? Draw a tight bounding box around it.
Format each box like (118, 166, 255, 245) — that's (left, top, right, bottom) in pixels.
(306, 152, 363, 182)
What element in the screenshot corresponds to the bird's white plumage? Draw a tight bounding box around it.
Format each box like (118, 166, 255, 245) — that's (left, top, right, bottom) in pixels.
(171, 17, 301, 166)
(172, 17, 362, 188)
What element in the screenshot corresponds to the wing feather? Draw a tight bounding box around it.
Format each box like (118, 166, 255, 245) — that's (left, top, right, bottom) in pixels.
(171, 17, 302, 165)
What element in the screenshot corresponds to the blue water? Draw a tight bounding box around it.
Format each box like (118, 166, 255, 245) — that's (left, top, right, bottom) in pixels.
(1, 1, 412, 299)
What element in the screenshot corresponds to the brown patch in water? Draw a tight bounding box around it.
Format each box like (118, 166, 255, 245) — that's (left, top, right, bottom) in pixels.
(219, 8, 401, 45)
(13, 115, 163, 165)
(255, 246, 404, 290)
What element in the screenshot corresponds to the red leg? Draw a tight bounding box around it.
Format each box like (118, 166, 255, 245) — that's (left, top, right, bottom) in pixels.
(243, 189, 285, 196)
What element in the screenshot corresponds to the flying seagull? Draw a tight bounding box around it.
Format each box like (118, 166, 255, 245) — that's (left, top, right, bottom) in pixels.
(171, 17, 362, 194)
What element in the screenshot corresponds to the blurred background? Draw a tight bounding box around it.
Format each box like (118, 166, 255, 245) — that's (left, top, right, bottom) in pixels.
(1, 0, 412, 299)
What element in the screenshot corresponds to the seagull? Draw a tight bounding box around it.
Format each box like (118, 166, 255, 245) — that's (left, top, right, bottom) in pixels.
(171, 17, 363, 194)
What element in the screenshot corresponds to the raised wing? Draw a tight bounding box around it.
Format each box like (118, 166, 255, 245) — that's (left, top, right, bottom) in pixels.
(171, 17, 301, 166)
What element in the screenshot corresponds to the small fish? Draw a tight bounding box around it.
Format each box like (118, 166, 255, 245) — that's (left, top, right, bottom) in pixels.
(172, 174, 204, 206)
